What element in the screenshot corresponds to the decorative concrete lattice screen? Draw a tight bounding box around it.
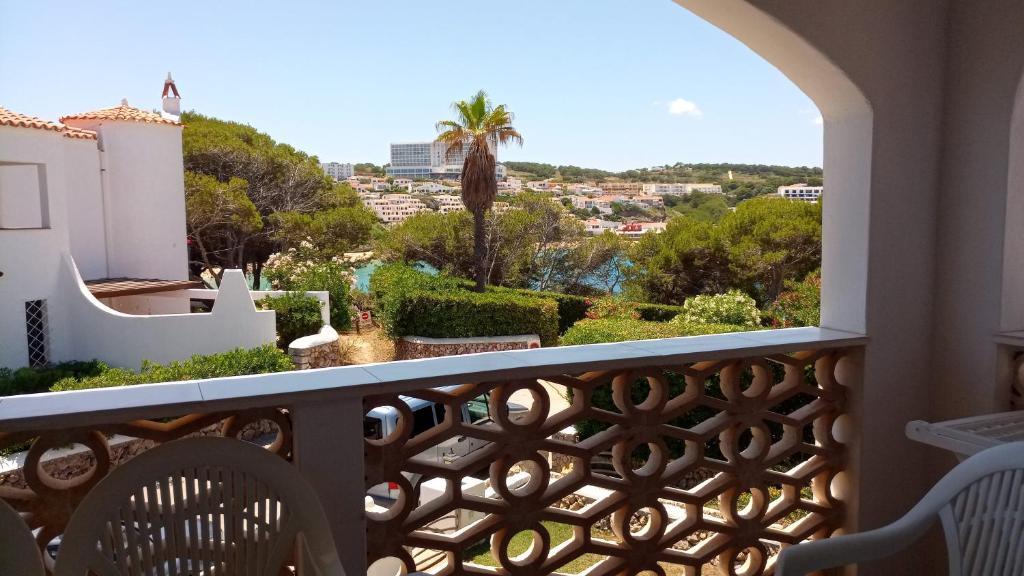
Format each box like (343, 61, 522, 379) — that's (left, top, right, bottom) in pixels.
(24, 299, 48, 367)
(364, 348, 852, 576)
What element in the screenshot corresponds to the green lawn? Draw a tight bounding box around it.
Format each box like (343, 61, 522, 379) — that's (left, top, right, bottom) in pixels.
(463, 521, 607, 574)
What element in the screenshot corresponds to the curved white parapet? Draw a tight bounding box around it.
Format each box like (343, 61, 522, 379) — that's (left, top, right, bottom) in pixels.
(61, 255, 276, 369)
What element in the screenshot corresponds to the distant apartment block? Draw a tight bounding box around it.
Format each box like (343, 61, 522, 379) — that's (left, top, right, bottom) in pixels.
(360, 193, 428, 224)
(777, 183, 823, 202)
(434, 194, 464, 214)
(321, 162, 354, 180)
(641, 183, 723, 196)
(386, 140, 505, 180)
(597, 182, 644, 194)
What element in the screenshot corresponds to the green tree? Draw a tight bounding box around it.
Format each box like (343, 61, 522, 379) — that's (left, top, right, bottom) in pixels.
(435, 90, 522, 291)
(272, 183, 378, 259)
(183, 172, 262, 283)
(720, 196, 821, 302)
(625, 216, 731, 304)
(181, 112, 373, 285)
(625, 197, 822, 305)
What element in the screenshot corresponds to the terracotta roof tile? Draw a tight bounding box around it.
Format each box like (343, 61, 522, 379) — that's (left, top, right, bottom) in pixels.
(0, 106, 65, 133)
(60, 101, 180, 126)
(0, 106, 98, 140)
(62, 126, 98, 140)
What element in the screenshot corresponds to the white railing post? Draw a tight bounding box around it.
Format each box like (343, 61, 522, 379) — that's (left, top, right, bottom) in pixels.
(291, 396, 367, 576)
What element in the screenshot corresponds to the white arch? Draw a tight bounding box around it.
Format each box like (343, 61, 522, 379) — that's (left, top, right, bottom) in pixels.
(1000, 74, 1024, 330)
(674, 0, 873, 333)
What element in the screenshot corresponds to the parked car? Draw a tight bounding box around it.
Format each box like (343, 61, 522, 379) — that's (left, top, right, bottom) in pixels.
(365, 386, 529, 502)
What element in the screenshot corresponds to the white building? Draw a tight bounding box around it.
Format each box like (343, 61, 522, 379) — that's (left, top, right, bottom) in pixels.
(387, 140, 506, 181)
(499, 177, 523, 192)
(434, 194, 464, 214)
(321, 162, 354, 181)
(641, 182, 723, 196)
(616, 222, 667, 239)
(0, 76, 276, 370)
(413, 182, 456, 194)
(362, 194, 427, 224)
(582, 218, 620, 235)
(778, 183, 824, 202)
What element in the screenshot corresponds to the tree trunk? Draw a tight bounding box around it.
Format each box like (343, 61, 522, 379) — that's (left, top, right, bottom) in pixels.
(473, 208, 486, 292)
(252, 260, 263, 289)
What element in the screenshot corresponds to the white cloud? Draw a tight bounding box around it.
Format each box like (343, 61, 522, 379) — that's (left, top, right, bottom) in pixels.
(667, 98, 702, 118)
(813, 114, 824, 125)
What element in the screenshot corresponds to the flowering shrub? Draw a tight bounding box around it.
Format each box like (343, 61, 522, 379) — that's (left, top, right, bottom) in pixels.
(766, 270, 821, 327)
(674, 290, 762, 327)
(265, 246, 353, 329)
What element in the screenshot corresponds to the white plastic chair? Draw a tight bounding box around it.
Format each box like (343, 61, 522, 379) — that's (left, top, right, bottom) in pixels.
(53, 436, 345, 576)
(0, 497, 45, 575)
(777, 442, 1024, 576)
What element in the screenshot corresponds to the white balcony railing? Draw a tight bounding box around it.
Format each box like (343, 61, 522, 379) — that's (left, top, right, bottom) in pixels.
(0, 327, 866, 575)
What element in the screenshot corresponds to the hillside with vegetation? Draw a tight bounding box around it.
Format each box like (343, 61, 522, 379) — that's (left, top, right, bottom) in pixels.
(503, 161, 822, 203)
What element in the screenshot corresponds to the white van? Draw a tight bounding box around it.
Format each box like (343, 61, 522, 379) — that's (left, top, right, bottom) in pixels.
(365, 385, 528, 501)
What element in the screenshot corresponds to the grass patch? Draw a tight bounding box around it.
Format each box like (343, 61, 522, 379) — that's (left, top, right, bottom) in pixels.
(463, 521, 606, 574)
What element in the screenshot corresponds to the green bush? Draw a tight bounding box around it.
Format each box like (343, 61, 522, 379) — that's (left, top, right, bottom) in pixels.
(766, 270, 821, 327)
(50, 346, 293, 392)
(676, 290, 762, 327)
(0, 361, 108, 396)
(499, 287, 589, 333)
(388, 290, 559, 347)
(371, 264, 563, 345)
(635, 303, 685, 322)
(266, 257, 354, 330)
(258, 293, 324, 349)
(585, 297, 640, 320)
(561, 318, 752, 346)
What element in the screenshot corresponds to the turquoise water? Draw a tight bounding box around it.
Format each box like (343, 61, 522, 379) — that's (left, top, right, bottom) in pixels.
(351, 258, 626, 294)
(352, 260, 439, 292)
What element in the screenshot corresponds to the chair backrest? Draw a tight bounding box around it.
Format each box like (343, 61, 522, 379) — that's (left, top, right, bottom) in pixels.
(53, 436, 344, 576)
(0, 497, 45, 576)
(936, 446, 1024, 576)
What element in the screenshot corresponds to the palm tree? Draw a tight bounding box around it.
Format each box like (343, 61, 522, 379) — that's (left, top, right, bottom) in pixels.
(436, 90, 522, 291)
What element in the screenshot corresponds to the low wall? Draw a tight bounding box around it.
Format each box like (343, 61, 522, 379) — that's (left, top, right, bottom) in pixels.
(64, 259, 276, 369)
(289, 326, 343, 369)
(396, 334, 541, 360)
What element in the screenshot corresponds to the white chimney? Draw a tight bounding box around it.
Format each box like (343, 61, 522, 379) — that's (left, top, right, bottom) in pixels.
(161, 72, 181, 121)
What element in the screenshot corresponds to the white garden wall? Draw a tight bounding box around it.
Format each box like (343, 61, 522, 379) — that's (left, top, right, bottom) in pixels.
(62, 261, 275, 370)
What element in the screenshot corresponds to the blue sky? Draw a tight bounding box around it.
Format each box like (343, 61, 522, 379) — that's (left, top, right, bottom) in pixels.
(0, 0, 822, 171)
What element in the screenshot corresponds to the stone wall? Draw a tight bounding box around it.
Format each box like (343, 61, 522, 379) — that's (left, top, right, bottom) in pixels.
(289, 325, 343, 369)
(396, 334, 541, 360)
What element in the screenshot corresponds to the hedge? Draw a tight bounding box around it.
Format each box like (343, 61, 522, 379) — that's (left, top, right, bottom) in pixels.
(258, 293, 324, 350)
(560, 318, 753, 346)
(386, 290, 559, 347)
(498, 287, 588, 334)
(0, 361, 107, 397)
(634, 303, 685, 322)
(371, 264, 563, 345)
(50, 346, 294, 392)
(371, 264, 589, 336)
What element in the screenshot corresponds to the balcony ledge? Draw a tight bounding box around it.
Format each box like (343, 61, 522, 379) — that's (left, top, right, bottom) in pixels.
(0, 326, 866, 433)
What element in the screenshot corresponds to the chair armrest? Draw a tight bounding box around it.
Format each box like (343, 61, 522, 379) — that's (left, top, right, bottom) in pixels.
(776, 521, 930, 576)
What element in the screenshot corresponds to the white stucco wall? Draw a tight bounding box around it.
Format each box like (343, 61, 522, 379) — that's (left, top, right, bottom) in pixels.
(63, 138, 107, 280)
(0, 128, 75, 369)
(63, 263, 275, 370)
(61, 119, 188, 282)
